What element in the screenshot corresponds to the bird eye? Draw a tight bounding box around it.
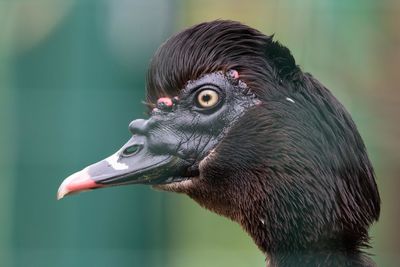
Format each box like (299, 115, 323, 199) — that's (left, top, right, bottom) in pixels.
(196, 89, 219, 109)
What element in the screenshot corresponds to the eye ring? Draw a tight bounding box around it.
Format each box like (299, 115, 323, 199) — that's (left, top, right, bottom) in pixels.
(195, 89, 220, 109)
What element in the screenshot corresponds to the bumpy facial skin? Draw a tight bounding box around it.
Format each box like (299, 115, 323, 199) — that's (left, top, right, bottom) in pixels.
(142, 71, 259, 180)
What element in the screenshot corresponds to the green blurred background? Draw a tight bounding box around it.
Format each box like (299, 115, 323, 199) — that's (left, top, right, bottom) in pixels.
(0, 0, 399, 266)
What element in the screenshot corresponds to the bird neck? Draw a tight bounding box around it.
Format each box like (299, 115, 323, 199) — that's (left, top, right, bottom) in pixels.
(239, 220, 376, 267)
(183, 171, 377, 267)
(238, 204, 377, 267)
(266, 249, 376, 267)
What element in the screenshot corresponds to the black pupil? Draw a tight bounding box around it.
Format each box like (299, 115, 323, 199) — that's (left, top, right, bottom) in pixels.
(202, 94, 212, 103)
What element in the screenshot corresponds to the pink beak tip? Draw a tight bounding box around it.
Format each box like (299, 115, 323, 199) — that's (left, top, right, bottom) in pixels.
(57, 169, 101, 200)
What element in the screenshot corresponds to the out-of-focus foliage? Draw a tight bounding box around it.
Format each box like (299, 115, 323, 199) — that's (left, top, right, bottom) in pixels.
(0, 0, 398, 266)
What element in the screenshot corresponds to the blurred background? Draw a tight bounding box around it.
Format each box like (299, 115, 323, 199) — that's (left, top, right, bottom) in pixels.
(0, 0, 399, 266)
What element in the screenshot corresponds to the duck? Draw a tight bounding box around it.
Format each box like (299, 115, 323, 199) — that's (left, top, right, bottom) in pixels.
(57, 20, 380, 267)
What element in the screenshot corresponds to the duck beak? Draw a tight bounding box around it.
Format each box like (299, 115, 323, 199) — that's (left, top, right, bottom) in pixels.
(57, 135, 188, 200)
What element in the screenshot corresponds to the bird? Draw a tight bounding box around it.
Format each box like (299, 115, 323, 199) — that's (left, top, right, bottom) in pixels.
(57, 20, 380, 267)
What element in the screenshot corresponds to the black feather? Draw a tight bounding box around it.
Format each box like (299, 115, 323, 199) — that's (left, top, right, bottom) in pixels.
(146, 20, 380, 266)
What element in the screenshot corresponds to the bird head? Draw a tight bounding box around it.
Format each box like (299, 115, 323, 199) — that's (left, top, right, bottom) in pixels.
(58, 69, 259, 196)
(57, 20, 380, 254)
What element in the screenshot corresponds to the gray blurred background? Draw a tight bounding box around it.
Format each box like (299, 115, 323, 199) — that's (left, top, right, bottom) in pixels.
(0, 0, 399, 266)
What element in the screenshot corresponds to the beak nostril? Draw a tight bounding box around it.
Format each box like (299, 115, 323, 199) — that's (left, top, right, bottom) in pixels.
(122, 144, 142, 157)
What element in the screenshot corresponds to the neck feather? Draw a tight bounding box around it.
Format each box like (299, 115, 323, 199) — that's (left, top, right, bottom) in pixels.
(266, 249, 376, 267)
